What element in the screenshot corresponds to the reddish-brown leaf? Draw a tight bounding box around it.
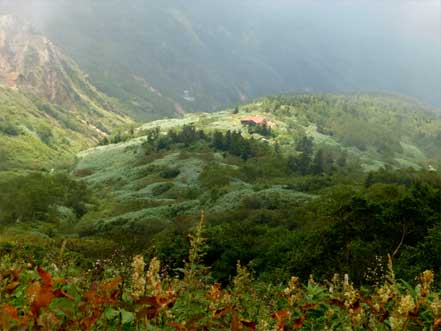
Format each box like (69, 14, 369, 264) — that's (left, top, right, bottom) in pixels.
(293, 315, 305, 329)
(53, 288, 75, 300)
(1, 269, 20, 281)
(102, 277, 122, 292)
(80, 310, 102, 331)
(30, 290, 55, 317)
(273, 309, 290, 320)
(231, 312, 240, 331)
(299, 303, 317, 311)
(434, 318, 441, 329)
(214, 307, 228, 318)
(329, 298, 345, 308)
(37, 267, 53, 289)
(169, 322, 188, 331)
(1, 305, 24, 323)
(273, 310, 291, 331)
(5, 281, 20, 293)
(136, 306, 161, 319)
(241, 320, 256, 330)
(135, 296, 159, 305)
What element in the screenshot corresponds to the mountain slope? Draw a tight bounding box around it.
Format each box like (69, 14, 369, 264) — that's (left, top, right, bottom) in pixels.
(0, 15, 131, 170)
(74, 93, 441, 240)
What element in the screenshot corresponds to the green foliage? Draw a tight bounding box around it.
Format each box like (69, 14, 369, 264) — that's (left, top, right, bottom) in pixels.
(3, 94, 441, 316)
(0, 86, 129, 171)
(243, 121, 273, 137)
(0, 172, 91, 224)
(142, 125, 261, 161)
(271, 93, 441, 162)
(68, 98, 441, 285)
(160, 167, 181, 179)
(1, 231, 441, 330)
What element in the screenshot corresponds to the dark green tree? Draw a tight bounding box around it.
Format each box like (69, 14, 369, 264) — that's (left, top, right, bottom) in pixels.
(211, 131, 225, 150)
(312, 149, 325, 175)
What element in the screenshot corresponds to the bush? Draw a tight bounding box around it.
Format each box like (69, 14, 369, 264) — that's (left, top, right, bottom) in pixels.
(159, 168, 180, 179)
(0, 125, 20, 136)
(0, 172, 91, 223)
(151, 182, 174, 196)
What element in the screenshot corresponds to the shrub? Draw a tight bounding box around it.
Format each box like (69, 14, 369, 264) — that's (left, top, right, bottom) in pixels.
(151, 182, 174, 196)
(160, 168, 181, 179)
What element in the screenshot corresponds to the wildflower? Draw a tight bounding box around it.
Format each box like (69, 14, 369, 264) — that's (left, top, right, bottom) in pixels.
(283, 276, 300, 306)
(389, 315, 406, 331)
(131, 255, 145, 299)
(430, 295, 441, 315)
(372, 303, 381, 313)
(349, 307, 364, 326)
(257, 319, 270, 331)
(420, 270, 434, 297)
(344, 274, 349, 287)
(308, 274, 316, 286)
(147, 257, 161, 295)
(326, 309, 335, 318)
(283, 276, 299, 296)
(398, 294, 415, 315)
(377, 285, 393, 304)
(343, 281, 358, 308)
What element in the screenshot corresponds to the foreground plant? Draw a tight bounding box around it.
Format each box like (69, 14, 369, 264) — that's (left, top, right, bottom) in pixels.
(1, 220, 441, 330)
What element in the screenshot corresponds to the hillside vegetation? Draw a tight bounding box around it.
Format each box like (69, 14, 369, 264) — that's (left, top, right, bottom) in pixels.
(64, 93, 441, 282)
(0, 15, 131, 171)
(1, 94, 441, 330)
(0, 4, 440, 329)
(1, 223, 441, 330)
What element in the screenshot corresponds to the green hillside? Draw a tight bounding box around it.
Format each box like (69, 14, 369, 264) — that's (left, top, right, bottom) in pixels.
(1, 94, 441, 328)
(77, 93, 441, 185)
(0, 15, 131, 171)
(1, 3, 441, 329)
(66, 93, 441, 280)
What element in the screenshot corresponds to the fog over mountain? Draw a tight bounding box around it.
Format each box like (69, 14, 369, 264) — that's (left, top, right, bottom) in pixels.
(0, 0, 440, 118)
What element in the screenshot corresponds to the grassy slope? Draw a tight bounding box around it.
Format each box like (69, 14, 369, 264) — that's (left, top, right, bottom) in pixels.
(74, 93, 441, 233)
(0, 58, 132, 171)
(0, 85, 130, 171)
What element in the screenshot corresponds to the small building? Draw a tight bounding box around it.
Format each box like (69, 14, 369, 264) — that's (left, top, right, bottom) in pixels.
(240, 115, 273, 127)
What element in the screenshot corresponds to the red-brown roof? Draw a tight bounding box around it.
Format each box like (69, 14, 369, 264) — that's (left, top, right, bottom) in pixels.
(241, 116, 273, 126)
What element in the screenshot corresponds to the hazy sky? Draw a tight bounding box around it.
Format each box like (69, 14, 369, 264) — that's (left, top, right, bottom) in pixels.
(3, 0, 438, 39)
(0, 0, 439, 107)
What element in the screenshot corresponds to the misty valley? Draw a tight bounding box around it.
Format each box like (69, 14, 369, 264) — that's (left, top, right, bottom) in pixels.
(0, 1, 440, 330)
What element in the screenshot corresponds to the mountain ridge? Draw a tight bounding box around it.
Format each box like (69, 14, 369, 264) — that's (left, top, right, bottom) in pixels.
(0, 14, 131, 171)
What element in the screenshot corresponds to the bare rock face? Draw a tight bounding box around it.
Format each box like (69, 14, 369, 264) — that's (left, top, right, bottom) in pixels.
(0, 14, 119, 113)
(0, 15, 61, 99)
